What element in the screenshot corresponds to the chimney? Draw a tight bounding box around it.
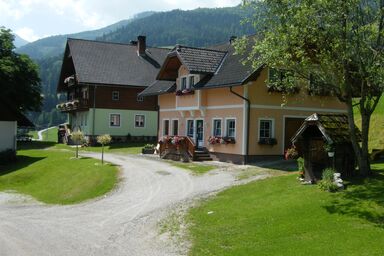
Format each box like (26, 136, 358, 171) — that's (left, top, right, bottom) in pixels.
(229, 36, 237, 45)
(137, 35, 146, 56)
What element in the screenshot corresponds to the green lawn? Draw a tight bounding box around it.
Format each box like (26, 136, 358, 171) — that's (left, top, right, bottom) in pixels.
(28, 130, 39, 140)
(170, 162, 216, 175)
(54, 142, 147, 155)
(0, 141, 119, 204)
(187, 163, 384, 256)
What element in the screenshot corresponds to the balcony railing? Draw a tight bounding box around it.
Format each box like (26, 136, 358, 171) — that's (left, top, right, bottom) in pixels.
(56, 98, 89, 112)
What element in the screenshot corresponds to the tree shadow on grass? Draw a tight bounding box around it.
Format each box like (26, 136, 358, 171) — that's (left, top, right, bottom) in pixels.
(18, 141, 56, 150)
(0, 155, 45, 176)
(248, 159, 298, 172)
(323, 168, 384, 228)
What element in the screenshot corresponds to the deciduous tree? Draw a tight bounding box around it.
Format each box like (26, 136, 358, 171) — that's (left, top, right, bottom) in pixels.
(237, 0, 384, 175)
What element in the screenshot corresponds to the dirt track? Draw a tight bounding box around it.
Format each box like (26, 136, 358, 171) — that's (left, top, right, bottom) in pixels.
(0, 153, 268, 256)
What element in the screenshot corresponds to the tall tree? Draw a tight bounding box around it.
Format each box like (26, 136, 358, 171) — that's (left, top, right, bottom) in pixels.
(237, 0, 384, 176)
(0, 27, 42, 112)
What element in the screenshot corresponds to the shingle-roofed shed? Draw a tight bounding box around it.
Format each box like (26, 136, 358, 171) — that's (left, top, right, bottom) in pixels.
(291, 113, 359, 181)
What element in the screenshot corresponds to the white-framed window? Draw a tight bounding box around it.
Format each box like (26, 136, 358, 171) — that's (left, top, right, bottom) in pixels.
(112, 91, 119, 101)
(135, 114, 145, 128)
(163, 119, 170, 136)
(181, 77, 187, 90)
(188, 76, 195, 89)
(212, 119, 222, 137)
(137, 94, 144, 102)
(259, 119, 274, 139)
(172, 119, 179, 135)
(186, 119, 194, 137)
(226, 119, 236, 138)
(110, 114, 121, 127)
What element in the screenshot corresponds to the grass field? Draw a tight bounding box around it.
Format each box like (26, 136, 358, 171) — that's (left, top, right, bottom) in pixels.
(0, 141, 118, 204)
(170, 162, 216, 175)
(187, 162, 384, 256)
(54, 142, 147, 155)
(354, 97, 384, 151)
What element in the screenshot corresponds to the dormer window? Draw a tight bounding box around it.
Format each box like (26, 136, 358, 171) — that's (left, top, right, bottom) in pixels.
(189, 76, 195, 88)
(181, 77, 187, 90)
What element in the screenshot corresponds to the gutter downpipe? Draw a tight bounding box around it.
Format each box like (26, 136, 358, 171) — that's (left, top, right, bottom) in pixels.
(230, 86, 250, 164)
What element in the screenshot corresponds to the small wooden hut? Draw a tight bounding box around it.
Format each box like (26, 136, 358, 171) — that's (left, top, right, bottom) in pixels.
(291, 113, 360, 182)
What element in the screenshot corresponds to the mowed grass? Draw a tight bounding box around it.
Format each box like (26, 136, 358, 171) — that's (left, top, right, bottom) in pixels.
(55, 142, 147, 155)
(187, 163, 384, 256)
(0, 142, 118, 204)
(354, 97, 384, 150)
(171, 162, 216, 175)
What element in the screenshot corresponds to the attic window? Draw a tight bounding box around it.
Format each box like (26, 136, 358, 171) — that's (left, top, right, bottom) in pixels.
(137, 94, 144, 102)
(189, 76, 195, 88)
(181, 77, 187, 90)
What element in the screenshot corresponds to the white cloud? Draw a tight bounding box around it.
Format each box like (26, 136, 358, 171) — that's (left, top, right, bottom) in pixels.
(1, 0, 242, 39)
(15, 27, 39, 42)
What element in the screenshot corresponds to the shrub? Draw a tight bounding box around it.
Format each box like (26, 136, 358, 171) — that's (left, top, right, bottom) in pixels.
(97, 134, 112, 165)
(143, 144, 155, 150)
(318, 168, 338, 192)
(0, 149, 16, 165)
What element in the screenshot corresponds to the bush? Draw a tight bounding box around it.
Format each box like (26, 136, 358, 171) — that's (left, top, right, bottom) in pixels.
(297, 157, 304, 172)
(0, 149, 16, 165)
(143, 144, 155, 150)
(318, 168, 338, 192)
(322, 168, 336, 181)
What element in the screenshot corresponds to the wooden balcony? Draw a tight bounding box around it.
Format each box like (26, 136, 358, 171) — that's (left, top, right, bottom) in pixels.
(56, 98, 89, 113)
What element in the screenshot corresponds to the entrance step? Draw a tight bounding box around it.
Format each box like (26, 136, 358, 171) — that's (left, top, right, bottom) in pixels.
(193, 148, 213, 161)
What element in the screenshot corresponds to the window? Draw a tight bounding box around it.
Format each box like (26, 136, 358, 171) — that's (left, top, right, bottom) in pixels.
(226, 119, 236, 138)
(137, 95, 144, 102)
(259, 119, 273, 139)
(82, 88, 88, 99)
(163, 120, 170, 136)
(187, 120, 194, 137)
(181, 77, 187, 90)
(135, 115, 145, 128)
(112, 91, 119, 101)
(110, 114, 120, 127)
(188, 76, 195, 89)
(172, 120, 179, 135)
(213, 119, 222, 137)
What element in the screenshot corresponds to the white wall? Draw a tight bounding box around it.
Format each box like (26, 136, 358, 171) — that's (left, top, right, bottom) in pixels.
(0, 121, 17, 151)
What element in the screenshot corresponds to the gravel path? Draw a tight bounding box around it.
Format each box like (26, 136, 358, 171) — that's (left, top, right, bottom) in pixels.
(0, 153, 269, 256)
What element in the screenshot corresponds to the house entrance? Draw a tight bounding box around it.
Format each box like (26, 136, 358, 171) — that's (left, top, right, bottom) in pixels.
(196, 120, 204, 148)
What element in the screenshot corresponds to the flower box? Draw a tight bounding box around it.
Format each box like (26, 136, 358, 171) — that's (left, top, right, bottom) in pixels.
(176, 89, 194, 96)
(142, 148, 155, 154)
(258, 138, 277, 145)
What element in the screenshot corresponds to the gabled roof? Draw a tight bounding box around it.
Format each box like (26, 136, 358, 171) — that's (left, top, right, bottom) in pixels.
(139, 80, 176, 96)
(173, 45, 227, 74)
(142, 37, 261, 96)
(291, 113, 361, 144)
(57, 38, 169, 92)
(0, 102, 34, 127)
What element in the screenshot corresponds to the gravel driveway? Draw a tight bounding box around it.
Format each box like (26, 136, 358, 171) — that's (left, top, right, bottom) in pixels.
(0, 153, 268, 256)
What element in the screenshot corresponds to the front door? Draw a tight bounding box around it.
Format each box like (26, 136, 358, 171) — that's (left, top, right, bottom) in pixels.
(196, 120, 204, 148)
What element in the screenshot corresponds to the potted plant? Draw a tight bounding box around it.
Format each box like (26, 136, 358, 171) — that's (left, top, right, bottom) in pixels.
(324, 143, 335, 157)
(285, 146, 299, 160)
(142, 144, 155, 154)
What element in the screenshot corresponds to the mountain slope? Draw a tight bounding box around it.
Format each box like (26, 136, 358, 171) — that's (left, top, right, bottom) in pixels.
(16, 12, 155, 59)
(14, 34, 29, 48)
(98, 7, 254, 47)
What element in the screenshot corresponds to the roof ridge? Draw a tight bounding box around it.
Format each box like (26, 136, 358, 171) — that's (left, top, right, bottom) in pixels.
(175, 44, 227, 54)
(67, 38, 170, 51)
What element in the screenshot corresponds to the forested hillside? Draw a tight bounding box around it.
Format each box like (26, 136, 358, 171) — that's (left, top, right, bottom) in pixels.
(98, 7, 254, 47)
(21, 6, 254, 128)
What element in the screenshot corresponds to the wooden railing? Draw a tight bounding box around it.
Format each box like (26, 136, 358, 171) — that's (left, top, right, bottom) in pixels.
(158, 136, 196, 159)
(56, 98, 89, 112)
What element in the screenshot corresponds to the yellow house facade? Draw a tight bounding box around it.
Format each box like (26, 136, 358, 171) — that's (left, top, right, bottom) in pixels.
(141, 41, 346, 163)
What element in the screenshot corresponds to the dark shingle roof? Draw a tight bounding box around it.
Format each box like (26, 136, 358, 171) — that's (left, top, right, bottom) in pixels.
(195, 42, 259, 89)
(174, 45, 227, 74)
(139, 80, 176, 97)
(291, 113, 361, 144)
(67, 39, 169, 87)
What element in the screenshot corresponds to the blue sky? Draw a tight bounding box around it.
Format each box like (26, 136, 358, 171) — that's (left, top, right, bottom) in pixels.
(0, 0, 241, 42)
